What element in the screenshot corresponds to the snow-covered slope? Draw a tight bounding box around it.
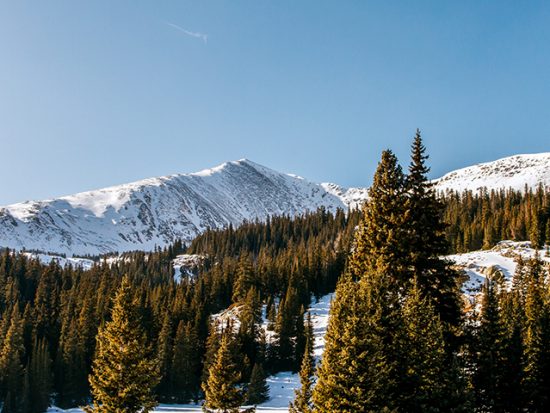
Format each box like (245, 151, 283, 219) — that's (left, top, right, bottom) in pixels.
(448, 240, 550, 294)
(434, 152, 550, 193)
(0, 160, 348, 256)
(3, 153, 550, 256)
(320, 183, 369, 210)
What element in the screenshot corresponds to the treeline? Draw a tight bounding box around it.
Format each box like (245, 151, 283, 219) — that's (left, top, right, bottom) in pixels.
(442, 185, 550, 253)
(0, 207, 360, 411)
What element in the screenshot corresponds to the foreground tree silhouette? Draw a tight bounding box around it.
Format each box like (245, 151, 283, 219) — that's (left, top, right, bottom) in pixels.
(246, 362, 269, 405)
(85, 277, 159, 413)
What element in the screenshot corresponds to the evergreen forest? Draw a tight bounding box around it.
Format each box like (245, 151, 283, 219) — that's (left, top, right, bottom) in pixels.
(1, 132, 550, 412)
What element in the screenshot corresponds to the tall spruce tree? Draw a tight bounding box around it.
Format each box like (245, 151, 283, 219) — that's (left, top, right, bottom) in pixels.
(0, 306, 25, 412)
(473, 277, 507, 411)
(85, 277, 159, 413)
(499, 289, 525, 412)
(348, 150, 408, 282)
(157, 312, 173, 401)
(405, 130, 462, 330)
(314, 149, 410, 412)
(22, 338, 52, 413)
(522, 256, 550, 411)
(312, 274, 399, 412)
(171, 321, 200, 403)
(398, 279, 455, 412)
(202, 333, 244, 412)
(289, 314, 314, 413)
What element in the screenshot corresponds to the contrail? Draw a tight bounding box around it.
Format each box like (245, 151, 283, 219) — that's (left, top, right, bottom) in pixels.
(166, 22, 208, 44)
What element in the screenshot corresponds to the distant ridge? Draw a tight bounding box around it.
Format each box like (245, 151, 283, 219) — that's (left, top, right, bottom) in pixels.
(0, 159, 348, 255)
(433, 152, 550, 193)
(1, 153, 549, 255)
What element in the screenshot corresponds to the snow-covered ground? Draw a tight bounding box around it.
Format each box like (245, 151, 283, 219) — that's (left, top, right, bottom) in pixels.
(172, 254, 206, 282)
(448, 240, 550, 294)
(22, 252, 95, 270)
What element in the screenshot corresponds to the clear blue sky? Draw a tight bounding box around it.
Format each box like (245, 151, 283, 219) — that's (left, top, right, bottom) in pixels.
(1, 1, 550, 205)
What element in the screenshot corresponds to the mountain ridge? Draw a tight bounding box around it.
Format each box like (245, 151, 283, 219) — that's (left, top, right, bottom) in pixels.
(1, 153, 549, 256)
(0, 159, 346, 255)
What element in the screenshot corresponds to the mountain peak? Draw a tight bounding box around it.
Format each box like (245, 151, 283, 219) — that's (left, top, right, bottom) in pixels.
(0, 159, 346, 255)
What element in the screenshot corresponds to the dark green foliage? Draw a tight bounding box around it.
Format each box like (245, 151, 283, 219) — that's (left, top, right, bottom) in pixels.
(289, 314, 314, 413)
(0, 306, 25, 412)
(0, 206, 358, 409)
(406, 131, 463, 331)
(349, 149, 408, 282)
(171, 321, 200, 403)
(314, 135, 468, 412)
(0, 139, 549, 411)
(22, 338, 52, 413)
(313, 274, 399, 412)
(473, 278, 508, 411)
(85, 277, 159, 413)
(398, 279, 456, 412)
(156, 312, 174, 401)
(443, 184, 550, 253)
(202, 333, 244, 412)
(522, 255, 550, 411)
(246, 363, 269, 405)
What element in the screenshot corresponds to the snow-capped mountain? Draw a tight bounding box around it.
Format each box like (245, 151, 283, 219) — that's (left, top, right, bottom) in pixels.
(0, 160, 348, 256)
(433, 152, 550, 193)
(1, 153, 549, 256)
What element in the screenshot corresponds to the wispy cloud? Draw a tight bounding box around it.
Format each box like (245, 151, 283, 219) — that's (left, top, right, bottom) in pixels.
(166, 22, 208, 44)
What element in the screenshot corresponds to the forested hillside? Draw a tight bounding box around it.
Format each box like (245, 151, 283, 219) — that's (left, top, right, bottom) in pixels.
(0, 208, 360, 411)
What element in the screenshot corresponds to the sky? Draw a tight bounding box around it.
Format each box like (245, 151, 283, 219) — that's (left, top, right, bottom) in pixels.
(1, 1, 550, 205)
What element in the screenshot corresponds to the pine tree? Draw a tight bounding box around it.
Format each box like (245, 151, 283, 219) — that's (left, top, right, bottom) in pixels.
(473, 278, 507, 411)
(237, 287, 262, 376)
(499, 290, 525, 412)
(312, 274, 398, 412)
(289, 317, 314, 413)
(405, 130, 462, 330)
(0, 306, 25, 412)
(85, 277, 159, 413)
(398, 279, 457, 412)
(157, 312, 173, 401)
(348, 150, 408, 282)
(246, 363, 269, 405)
(232, 253, 255, 303)
(172, 321, 200, 403)
(522, 256, 550, 411)
(22, 338, 52, 413)
(202, 333, 244, 412)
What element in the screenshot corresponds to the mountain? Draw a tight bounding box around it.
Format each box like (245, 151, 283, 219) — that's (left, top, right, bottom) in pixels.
(0, 160, 347, 256)
(1, 153, 549, 256)
(433, 152, 550, 193)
